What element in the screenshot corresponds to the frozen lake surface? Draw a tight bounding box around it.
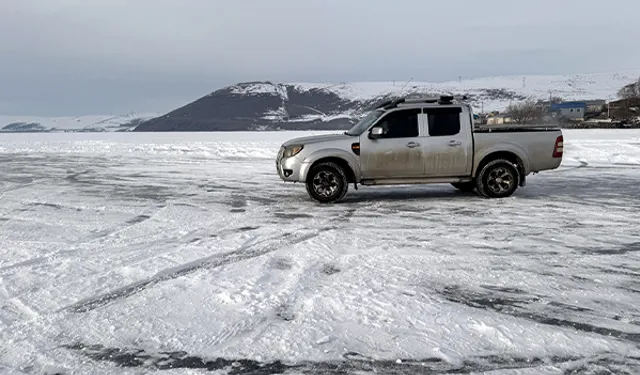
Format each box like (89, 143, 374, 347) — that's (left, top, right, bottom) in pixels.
(1, 130, 639, 374)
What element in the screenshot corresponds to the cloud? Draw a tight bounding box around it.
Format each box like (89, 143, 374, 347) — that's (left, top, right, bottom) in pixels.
(1, 0, 639, 115)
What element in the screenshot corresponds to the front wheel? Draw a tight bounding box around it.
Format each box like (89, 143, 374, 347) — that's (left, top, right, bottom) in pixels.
(305, 162, 349, 203)
(475, 159, 520, 198)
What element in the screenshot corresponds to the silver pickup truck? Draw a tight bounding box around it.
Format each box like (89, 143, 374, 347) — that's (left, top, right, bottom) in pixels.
(276, 96, 564, 203)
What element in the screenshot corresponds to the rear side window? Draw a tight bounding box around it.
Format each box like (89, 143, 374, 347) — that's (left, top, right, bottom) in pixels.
(426, 107, 462, 136)
(375, 108, 420, 138)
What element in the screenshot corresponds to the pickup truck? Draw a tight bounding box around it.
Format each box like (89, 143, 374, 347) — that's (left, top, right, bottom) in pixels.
(276, 96, 564, 203)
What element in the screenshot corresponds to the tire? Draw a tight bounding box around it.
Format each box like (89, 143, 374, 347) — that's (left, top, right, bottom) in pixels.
(305, 162, 349, 203)
(451, 182, 476, 192)
(475, 159, 520, 198)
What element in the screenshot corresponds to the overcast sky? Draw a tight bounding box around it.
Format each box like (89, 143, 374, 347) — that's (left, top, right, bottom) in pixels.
(1, 0, 639, 116)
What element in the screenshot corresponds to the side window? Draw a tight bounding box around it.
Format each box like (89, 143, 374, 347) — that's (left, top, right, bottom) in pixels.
(374, 108, 420, 138)
(426, 107, 462, 136)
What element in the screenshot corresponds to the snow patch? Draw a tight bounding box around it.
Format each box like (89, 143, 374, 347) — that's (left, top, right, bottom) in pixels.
(230, 82, 288, 101)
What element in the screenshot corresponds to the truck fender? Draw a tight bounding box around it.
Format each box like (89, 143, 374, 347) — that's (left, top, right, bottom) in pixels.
(301, 149, 361, 182)
(473, 143, 531, 177)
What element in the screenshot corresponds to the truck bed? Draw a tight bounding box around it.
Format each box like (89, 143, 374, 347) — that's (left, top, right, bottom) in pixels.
(472, 125, 563, 174)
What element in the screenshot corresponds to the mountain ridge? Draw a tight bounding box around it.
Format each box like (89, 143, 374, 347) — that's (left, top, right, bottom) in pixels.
(2, 70, 637, 133)
(0, 113, 159, 133)
(134, 69, 640, 132)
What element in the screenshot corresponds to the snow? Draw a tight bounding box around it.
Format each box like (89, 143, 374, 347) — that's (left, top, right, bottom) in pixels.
(1, 130, 640, 374)
(262, 108, 288, 122)
(0, 113, 159, 133)
(230, 82, 288, 100)
(293, 69, 640, 112)
(286, 113, 355, 123)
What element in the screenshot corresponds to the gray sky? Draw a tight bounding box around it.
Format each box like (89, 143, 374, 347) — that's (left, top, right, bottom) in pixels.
(1, 0, 639, 116)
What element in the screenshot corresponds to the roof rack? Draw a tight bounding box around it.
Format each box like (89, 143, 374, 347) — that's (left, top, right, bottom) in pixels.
(403, 97, 439, 104)
(375, 98, 406, 110)
(374, 95, 468, 110)
(438, 95, 455, 104)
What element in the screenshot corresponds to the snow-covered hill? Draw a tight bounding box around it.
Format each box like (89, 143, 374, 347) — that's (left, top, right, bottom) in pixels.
(290, 69, 640, 116)
(0, 113, 159, 133)
(135, 69, 640, 132)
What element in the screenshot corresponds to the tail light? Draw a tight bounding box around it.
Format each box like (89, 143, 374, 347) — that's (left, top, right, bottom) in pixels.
(552, 135, 564, 158)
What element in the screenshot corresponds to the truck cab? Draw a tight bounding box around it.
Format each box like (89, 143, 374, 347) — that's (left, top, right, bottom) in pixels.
(354, 98, 473, 181)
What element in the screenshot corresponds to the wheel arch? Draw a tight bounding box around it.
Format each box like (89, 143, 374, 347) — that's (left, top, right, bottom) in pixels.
(302, 151, 360, 183)
(473, 148, 528, 185)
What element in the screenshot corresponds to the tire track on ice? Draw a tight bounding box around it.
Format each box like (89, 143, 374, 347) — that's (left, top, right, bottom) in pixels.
(202, 258, 335, 349)
(61, 228, 323, 313)
(194, 208, 357, 349)
(0, 206, 171, 274)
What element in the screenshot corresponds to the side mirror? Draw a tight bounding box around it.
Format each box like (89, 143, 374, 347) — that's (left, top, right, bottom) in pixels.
(369, 126, 383, 139)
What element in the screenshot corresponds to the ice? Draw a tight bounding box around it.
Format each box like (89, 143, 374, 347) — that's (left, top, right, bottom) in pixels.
(0, 130, 639, 374)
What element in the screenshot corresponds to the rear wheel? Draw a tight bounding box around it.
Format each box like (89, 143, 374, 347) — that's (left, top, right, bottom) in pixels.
(451, 182, 476, 192)
(476, 159, 520, 198)
(305, 162, 349, 203)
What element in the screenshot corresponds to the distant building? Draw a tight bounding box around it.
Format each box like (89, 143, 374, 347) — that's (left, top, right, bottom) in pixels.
(610, 98, 640, 109)
(584, 100, 606, 113)
(609, 98, 640, 120)
(486, 114, 513, 125)
(549, 101, 586, 119)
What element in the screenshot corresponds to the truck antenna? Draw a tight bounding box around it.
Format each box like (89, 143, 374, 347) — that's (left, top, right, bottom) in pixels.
(398, 77, 413, 97)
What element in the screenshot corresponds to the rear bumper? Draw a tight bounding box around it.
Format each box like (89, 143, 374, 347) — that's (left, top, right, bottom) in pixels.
(531, 155, 563, 174)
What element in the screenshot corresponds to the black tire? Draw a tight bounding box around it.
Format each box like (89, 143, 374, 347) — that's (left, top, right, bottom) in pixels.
(305, 162, 349, 203)
(475, 159, 520, 198)
(451, 182, 476, 192)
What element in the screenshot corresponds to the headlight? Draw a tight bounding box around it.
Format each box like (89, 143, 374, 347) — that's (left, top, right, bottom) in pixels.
(283, 145, 304, 158)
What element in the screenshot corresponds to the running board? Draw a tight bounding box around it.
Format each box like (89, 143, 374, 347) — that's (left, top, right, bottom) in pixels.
(360, 177, 472, 186)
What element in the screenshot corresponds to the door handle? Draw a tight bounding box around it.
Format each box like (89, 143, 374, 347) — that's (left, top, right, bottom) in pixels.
(406, 142, 420, 148)
(448, 140, 462, 147)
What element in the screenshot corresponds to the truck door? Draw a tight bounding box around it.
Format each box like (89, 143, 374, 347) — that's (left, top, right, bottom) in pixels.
(359, 108, 426, 179)
(421, 107, 473, 177)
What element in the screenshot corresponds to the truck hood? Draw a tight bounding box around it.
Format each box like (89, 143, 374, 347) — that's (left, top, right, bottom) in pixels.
(282, 133, 354, 146)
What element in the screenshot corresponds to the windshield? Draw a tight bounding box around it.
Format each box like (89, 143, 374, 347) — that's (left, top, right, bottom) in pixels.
(345, 109, 384, 136)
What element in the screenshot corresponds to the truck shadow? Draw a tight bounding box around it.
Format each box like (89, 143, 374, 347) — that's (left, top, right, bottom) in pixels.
(340, 173, 640, 204)
(341, 187, 472, 203)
